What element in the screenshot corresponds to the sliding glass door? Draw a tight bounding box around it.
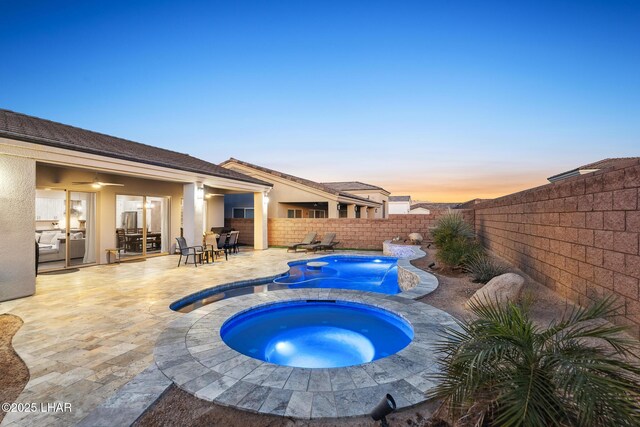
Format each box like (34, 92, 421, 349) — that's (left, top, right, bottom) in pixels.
(35, 189, 96, 272)
(146, 196, 170, 254)
(69, 192, 96, 266)
(116, 194, 169, 259)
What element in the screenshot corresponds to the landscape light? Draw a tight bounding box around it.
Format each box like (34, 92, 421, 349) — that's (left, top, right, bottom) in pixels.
(370, 394, 396, 427)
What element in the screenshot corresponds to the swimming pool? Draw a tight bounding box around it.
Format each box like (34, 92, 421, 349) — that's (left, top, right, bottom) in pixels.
(171, 255, 400, 312)
(273, 255, 399, 294)
(220, 300, 413, 368)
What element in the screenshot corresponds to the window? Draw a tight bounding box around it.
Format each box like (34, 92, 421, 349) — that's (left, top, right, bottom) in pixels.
(310, 210, 326, 218)
(233, 208, 254, 219)
(287, 209, 302, 218)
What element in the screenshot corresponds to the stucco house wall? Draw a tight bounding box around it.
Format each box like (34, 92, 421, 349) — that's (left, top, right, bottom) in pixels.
(389, 201, 411, 214)
(0, 155, 36, 300)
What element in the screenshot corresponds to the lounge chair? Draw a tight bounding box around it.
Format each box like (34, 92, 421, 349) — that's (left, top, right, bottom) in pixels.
(175, 237, 205, 267)
(301, 233, 340, 252)
(286, 232, 317, 252)
(204, 233, 227, 261)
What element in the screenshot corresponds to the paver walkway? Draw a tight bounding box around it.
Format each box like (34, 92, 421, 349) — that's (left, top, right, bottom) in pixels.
(0, 249, 331, 426)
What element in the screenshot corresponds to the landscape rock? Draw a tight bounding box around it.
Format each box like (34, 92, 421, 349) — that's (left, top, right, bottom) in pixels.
(466, 273, 525, 308)
(408, 233, 424, 244)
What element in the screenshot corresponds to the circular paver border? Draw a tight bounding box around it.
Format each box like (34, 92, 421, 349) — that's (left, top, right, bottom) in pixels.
(155, 289, 458, 419)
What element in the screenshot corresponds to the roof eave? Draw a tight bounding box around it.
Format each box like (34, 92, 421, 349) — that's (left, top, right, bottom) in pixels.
(1, 131, 272, 187)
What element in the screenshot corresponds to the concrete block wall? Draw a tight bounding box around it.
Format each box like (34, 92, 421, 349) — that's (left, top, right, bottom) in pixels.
(225, 209, 474, 250)
(474, 159, 640, 336)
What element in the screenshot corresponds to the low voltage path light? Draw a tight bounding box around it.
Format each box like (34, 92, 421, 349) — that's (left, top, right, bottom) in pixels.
(370, 394, 396, 427)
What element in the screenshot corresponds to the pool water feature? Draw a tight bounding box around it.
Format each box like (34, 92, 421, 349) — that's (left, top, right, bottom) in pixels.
(273, 255, 399, 294)
(220, 300, 413, 368)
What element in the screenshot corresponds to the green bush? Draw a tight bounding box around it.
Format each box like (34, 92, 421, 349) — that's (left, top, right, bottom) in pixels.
(432, 212, 480, 268)
(429, 297, 640, 427)
(436, 237, 483, 268)
(464, 253, 509, 283)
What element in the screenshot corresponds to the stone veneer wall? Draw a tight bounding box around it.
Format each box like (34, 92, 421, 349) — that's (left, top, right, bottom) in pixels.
(474, 159, 640, 336)
(226, 209, 474, 250)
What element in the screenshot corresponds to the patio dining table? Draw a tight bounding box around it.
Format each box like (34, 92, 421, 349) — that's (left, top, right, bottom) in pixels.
(124, 232, 161, 252)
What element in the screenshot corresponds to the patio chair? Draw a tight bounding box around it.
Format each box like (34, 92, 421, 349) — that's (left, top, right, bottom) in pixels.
(224, 231, 240, 254)
(301, 232, 340, 252)
(175, 237, 205, 267)
(217, 232, 229, 249)
(204, 233, 228, 261)
(116, 228, 127, 254)
(286, 232, 317, 252)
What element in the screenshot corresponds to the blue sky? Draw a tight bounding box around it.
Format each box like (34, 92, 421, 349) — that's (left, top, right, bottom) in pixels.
(1, 1, 638, 201)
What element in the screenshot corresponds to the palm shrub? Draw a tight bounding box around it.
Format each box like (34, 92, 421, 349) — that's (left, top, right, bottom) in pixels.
(464, 253, 509, 283)
(429, 297, 640, 427)
(432, 212, 481, 268)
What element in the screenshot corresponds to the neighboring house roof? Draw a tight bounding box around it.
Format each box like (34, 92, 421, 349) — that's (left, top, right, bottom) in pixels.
(322, 181, 389, 194)
(547, 157, 640, 183)
(220, 158, 381, 205)
(410, 202, 461, 210)
(0, 109, 271, 187)
(458, 198, 489, 208)
(389, 195, 411, 202)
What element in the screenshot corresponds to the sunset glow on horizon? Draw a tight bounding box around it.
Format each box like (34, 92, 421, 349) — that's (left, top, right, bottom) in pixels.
(1, 1, 638, 202)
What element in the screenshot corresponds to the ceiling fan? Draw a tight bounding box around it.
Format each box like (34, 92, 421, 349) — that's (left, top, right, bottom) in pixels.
(72, 174, 124, 189)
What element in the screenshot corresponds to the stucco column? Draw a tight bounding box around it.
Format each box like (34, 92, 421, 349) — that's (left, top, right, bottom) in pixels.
(254, 192, 268, 250)
(0, 155, 36, 301)
(183, 182, 204, 246)
(328, 200, 339, 218)
(347, 204, 356, 218)
(367, 207, 376, 218)
(206, 196, 225, 229)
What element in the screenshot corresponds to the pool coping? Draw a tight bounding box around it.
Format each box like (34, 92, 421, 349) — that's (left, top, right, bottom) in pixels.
(153, 289, 457, 419)
(171, 248, 438, 311)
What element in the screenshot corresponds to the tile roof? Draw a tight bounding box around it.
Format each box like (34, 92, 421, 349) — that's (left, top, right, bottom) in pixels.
(322, 181, 388, 193)
(220, 158, 381, 205)
(457, 198, 489, 208)
(0, 109, 271, 187)
(547, 157, 640, 182)
(389, 195, 411, 202)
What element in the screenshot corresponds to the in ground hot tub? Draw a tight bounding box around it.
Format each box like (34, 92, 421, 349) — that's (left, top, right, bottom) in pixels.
(220, 300, 413, 368)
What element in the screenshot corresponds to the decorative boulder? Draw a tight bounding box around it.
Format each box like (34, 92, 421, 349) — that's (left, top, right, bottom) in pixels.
(467, 273, 525, 308)
(408, 233, 423, 244)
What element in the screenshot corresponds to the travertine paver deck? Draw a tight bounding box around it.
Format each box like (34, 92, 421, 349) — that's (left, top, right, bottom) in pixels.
(154, 289, 456, 418)
(0, 249, 342, 426)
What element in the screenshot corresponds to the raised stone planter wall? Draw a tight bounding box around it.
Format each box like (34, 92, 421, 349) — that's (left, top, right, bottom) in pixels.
(383, 241, 438, 298)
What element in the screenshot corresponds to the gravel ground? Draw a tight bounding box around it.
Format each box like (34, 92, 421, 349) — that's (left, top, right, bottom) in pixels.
(0, 314, 29, 424)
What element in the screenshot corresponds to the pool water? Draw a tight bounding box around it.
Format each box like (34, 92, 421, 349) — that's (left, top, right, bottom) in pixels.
(171, 255, 401, 313)
(220, 300, 413, 368)
(273, 256, 399, 294)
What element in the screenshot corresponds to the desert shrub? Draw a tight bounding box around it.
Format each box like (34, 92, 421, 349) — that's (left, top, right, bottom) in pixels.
(429, 297, 640, 427)
(432, 212, 481, 268)
(464, 253, 509, 283)
(436, 237, 483, 268)
(432, 212, 475, 248)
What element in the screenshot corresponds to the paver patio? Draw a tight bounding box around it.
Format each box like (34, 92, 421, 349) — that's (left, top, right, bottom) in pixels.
(0, 249, 338, 426)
